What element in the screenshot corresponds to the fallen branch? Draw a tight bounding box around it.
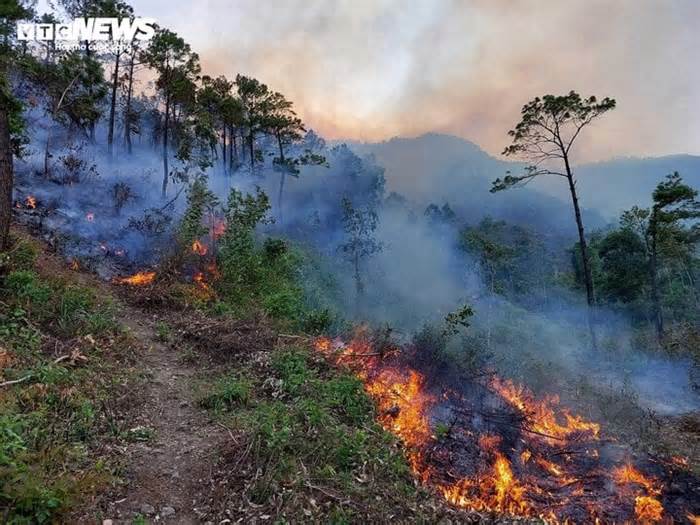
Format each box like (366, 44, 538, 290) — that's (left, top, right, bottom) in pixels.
(0, 375, 32, 388)
(0, 353, 80, 388)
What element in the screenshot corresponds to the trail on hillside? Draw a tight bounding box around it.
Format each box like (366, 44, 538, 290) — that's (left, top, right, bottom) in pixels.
(81, 304, 228, 524)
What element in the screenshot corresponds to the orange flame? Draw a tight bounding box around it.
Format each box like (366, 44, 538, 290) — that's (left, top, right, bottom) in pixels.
(212, 218, 226, 239)
(70, 258, 79, 271)
(671, 456, 688, 467)
(634, 496, 664, 523)
(365, 368, 433, 450)
(115, 271, 156, 286)
(311, 336, 678, 523)
(441, 450, 530, 516)
(193, 271, 209, 289)
(491, 377, 600, 441)
(25, 195, 37, 209)
(613, 464, 661, 495)
(192, 240, 208, 256)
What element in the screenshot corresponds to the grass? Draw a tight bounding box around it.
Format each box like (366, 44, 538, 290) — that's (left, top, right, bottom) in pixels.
(196, 346, 452, 522)
(0, 234, 137, 523)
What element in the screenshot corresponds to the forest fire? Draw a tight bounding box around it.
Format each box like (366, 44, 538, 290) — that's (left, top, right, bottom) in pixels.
(192, 240, 208, 256)
(313, 334, 697, 523)
(491, 377, 601, 441)
(115, 271, 156, 286)
(210, 215, 227, 239)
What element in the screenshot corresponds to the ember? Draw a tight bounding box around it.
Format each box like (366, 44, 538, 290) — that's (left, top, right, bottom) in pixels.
(613, 463, 660, 495)
(193, 271, 208, 288)
(192, 240, 208, 256)
(311, 334, 696, 523)
(635, 496, 664, 522)
(115, 271, 156, 286)
(211, 216, 226, 239)
(491, 377, 600, 440)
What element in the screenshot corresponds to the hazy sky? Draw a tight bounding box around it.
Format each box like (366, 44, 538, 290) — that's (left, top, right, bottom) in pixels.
(123, 0, 699, 162)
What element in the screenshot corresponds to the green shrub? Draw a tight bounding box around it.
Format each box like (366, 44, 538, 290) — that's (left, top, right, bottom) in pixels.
(199, 375, 252, 411)
(271, 350, 313, 396)
(299, 308, 334, 335)
(4, 271, 51, 306)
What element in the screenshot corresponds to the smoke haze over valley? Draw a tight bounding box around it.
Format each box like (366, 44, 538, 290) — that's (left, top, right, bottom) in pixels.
(2, 2, 700, 523)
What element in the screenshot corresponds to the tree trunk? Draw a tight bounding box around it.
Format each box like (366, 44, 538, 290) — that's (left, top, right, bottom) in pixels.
(248, 133, 255, 174)
(229, 126, 234, 171)
(107, 52, 120, 158)
(563, 156, 598, 349)
(124, 48, 135, 154)
(648, 217, 664, 340)
(161, 92, 170, 198)
(0, 105, 13, 251)
(276, 132, 286, 223)
(43, 129, 51, 179)
(234, 126, 238, 172)
(85, 43, 96, 143)
(222, 125, 227, 173)
(354, 250, 363, 315)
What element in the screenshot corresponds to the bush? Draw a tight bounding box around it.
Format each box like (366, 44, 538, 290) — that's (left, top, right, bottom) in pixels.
(199, 375, 252, 411)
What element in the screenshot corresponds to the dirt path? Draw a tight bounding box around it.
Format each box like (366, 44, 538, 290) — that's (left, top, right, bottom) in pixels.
(100, 307, 226, 524)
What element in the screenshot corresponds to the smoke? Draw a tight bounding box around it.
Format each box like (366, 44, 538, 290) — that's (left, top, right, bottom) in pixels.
(12, 99, 697, 420)
(128, 0, 700, 163)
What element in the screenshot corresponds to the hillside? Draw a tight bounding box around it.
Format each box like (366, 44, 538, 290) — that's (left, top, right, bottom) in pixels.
(350, 134, 700, 224)
(0, 229, 464, 523)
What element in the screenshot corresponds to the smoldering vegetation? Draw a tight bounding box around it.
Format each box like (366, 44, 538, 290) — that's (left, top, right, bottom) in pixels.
(13, 118, 699, 425)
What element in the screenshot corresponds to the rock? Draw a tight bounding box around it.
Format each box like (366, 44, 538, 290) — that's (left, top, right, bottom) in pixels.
(140, 503, 156, 515)
(161, 506, 176, 517)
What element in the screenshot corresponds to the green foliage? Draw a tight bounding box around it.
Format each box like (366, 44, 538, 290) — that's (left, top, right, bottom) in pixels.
(155, 321, 171, 343)
(0, 307, 40, 354)
(299, 308, 334, 335)
(4, 270, 51, 306)
(595, 228, 648, 303)
(443, 303, 474, 337)
(199, 374, 252, 411)
(584, 173, 699, 331)
(495, 91, 616, 190)
(177, 176, 217, 248)
(0, 237, 39, 272)
(2, 269, 117, 338)
(203, 346, 416, 514)
(216, 187, 316, 323)
(0, 256, 127, 523)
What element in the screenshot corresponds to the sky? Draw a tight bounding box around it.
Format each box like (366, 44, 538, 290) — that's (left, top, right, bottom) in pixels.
(111, 1, 698, 162)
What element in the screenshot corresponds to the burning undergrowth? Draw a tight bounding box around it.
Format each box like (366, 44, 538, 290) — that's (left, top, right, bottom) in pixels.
(314, 330, 700, 523)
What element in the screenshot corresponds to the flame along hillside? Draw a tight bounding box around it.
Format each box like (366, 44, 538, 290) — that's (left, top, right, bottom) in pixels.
(13, 187, 700, 524)
(313, 333, 699, 524)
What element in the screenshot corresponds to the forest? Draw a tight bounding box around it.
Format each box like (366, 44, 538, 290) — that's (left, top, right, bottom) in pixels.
(0, 1, 698, 523)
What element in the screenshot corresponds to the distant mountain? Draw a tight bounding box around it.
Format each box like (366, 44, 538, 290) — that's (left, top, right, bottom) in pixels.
(562, 155, 700, 218)
(348, 133, 606, 236)
(348, 134, 700, 229)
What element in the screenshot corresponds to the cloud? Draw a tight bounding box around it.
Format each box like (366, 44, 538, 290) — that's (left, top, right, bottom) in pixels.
(131, 0, 700, 162)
